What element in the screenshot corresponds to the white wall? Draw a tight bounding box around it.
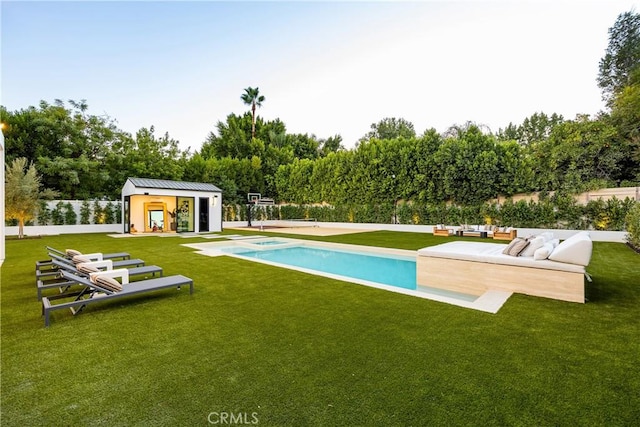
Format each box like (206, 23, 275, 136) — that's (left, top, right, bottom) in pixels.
(31, 200, 121, 225)
(5, 224, 122, 236)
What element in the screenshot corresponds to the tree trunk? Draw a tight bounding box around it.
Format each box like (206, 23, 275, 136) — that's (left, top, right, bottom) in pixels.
(18, 217, 25, 239)
(251, 103, 256, 139)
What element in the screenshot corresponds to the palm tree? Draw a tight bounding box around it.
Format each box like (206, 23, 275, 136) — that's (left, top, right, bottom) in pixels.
(241, 87, 265, 139)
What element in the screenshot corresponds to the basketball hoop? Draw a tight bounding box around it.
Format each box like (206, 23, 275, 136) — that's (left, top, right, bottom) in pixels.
(247, 192, 261, 205)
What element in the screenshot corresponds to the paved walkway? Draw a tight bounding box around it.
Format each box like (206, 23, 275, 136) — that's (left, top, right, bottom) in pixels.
(226, 226, 376, 236)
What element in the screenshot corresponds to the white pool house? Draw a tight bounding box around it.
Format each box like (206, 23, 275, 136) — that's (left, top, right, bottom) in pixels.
(121, 177, 223, 234)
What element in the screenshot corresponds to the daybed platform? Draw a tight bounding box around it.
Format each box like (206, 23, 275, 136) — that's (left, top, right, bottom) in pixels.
(417, 240, 590, 303)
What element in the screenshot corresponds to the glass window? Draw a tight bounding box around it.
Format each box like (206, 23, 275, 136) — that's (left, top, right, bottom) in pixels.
(176, 197, 194, 232)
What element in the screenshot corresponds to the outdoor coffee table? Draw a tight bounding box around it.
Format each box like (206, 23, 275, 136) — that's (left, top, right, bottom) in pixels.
(456, 230, 488, 238)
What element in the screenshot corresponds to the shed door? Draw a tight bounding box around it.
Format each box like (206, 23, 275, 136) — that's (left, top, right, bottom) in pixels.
(124, 196, 130, 233)
(199, 197, 209, 232)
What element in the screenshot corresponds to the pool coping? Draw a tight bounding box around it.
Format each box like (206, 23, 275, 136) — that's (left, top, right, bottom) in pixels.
(182, 238, 512, 313)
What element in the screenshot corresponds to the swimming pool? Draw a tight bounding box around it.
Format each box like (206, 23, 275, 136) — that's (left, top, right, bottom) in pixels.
(222, 245, 417, 290)
(183, 238, 511, 312)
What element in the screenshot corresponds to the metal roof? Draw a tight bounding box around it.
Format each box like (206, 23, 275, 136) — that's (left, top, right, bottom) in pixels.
(127, 177, 222, 192)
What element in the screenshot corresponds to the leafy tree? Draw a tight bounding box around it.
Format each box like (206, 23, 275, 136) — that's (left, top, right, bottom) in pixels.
(202, 113, 253, 159)
(319, 134, 344, 157)
(105, 126, 184, 191)
(598, 10, 640, 105)
(442, 121, 491, 139)
(434, 125, 500, 204)
(607, 67, 640, 180)
(288, 133, 321, 160)
(532, 115, 621, 191)
(498, 112, 564, 146)
(241, 87, 265, 139)
(413, 129, 444, 203)
(5, 158, 57, 238)
(360, 117, 416, 142)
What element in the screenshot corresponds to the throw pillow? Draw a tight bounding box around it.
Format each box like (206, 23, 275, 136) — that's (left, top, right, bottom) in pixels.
(520, 236, 546, 257)
(533, 242, 555, 260)
(94, 275, 123, 292)
(72, 255, 91, 265)
(539, 232, 554, 242)
(548, 233, 593, 266)
(502, 237, 530, 256)
(77, 263, 99, 274)
(66, 249, 82, 257)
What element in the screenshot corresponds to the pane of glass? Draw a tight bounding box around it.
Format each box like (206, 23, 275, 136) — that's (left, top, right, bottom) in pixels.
(149, 210, 165, 231)
(176, 197, 194, 232)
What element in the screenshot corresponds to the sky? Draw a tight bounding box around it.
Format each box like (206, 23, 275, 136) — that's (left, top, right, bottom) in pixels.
(1, 0, 638, 152)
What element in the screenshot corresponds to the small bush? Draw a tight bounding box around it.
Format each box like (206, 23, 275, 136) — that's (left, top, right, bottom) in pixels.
(103, 202, 115, 225)
(63, 202, 77, 225)
(51, 202, 65, 225)
(80, 200, 91, 224)
(93, 200, 104, 224)
(625, 203, 640, 249)
(37, 201, 52, 225)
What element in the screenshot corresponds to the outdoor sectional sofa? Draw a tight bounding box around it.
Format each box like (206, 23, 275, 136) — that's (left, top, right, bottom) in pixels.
(432, 225, 518, 240)
(417, 231, 593, 303)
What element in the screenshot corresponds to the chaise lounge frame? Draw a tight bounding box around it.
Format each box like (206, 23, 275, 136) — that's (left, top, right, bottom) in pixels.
(42, 270, 193, 327)
(36, 259, 164, 301)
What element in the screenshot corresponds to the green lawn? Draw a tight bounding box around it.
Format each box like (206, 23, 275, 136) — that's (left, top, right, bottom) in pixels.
(1, 231, 639, 426)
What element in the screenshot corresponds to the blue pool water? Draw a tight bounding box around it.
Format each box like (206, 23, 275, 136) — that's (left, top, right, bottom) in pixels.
(222, 246, 417, 290)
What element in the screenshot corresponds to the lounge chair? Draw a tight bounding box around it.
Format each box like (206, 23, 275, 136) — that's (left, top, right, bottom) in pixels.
(46, 246, 131, 261)
(36, 259, 163, 301)
(36, 246, 133, 275)
(36, 252, 145, 287)
(42, 270, 193, 327)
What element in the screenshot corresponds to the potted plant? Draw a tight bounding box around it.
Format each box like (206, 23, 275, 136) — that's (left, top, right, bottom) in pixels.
(168, 208, 177, 231)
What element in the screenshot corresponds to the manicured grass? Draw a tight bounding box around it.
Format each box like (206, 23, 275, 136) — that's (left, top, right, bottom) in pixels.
(1, 231, 639, 426)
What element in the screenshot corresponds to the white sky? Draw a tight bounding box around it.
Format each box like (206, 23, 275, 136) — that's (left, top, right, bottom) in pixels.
(2, 1, 638, 151)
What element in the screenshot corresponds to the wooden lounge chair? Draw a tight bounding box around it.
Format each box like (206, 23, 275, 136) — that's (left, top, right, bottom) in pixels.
(36, 259, 163, 301)
(42, 270, 193, 327)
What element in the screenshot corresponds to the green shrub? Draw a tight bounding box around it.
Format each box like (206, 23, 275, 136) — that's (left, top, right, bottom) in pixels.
(92, 200, 104, 224)
(114, 202, 122, 224)
(103, 202, 115, 224)
(80, 200, 91, 224)
(625, 202, 640, 248)
(63, 202, 77, 225)
(37, 201, 52, 225)
(51, 201, 65, 225)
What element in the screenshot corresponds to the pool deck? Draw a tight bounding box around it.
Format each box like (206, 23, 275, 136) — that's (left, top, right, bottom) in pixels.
(226, 226, 377, 236)
(183, 238, 512, 314)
